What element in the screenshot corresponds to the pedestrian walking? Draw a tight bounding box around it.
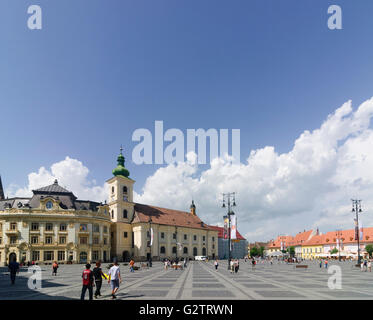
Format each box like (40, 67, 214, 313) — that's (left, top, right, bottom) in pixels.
(93, 260, 107, 299)
(129, 259, 135, 272)
(8, 257, 20, 285)
(81, 263, 94, 300)
(234, 259, 239, 273)
(52, 261, 58, 276)
(319, 259, 323, 268)
(230, 259, 234, 273)
(324, 259, 328, 269)
(251, 258, 256, 270)
(164, 259, 168, 270)
(368, 260, 372, 272)
(108, 259, 122, 299)
(214, 259, 219, 270)
(364, 260, 368, 272)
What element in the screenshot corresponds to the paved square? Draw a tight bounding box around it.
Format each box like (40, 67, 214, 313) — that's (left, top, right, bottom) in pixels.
(1, 260, 373, 299)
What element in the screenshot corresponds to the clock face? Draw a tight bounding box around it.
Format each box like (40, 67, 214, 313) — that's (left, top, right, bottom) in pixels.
(123, 196, 128, 202)
(46, 201, 53, 210)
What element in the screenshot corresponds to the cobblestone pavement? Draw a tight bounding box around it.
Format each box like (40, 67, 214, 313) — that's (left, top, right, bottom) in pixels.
(1, 260, 373, 300)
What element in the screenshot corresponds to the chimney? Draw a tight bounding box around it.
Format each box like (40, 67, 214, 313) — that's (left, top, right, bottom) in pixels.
(190, 200, 196, 216)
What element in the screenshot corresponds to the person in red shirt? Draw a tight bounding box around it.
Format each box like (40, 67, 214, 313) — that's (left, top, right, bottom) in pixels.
(81, 264, 94, 300)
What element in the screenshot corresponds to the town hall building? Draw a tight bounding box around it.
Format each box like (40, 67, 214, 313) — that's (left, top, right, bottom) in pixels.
(0, 149, 218, 265)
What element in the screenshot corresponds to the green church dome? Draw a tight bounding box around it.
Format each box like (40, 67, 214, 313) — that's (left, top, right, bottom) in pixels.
(112, 147, 130, 178)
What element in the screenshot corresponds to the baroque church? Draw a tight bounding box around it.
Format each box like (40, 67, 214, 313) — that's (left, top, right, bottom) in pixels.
(0, 150, 218, 265)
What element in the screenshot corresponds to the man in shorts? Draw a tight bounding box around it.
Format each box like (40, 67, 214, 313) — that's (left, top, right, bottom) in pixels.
(108, 259, 122, 299)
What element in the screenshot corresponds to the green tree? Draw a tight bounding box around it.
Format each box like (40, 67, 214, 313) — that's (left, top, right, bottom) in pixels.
(287, 246, 295, 257)
(259, 246, 265, 257)
(330, 248, 338, 255)
(250, 247, 259, 257)
(365, 244, 373, 258)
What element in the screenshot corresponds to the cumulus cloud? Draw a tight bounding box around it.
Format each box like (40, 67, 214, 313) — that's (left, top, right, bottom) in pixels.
(6, 157, 108, 202)
(135, 98, 373, 241)
(6, 98, 373, 242)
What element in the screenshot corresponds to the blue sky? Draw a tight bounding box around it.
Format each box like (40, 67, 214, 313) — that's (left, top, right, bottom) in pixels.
(2, 1, 373, 239)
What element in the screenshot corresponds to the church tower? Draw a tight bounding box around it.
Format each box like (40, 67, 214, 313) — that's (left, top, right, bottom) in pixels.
(107, 147, 136, 261)
(107, 147, 135, 222)
(0, 175, 4, 200)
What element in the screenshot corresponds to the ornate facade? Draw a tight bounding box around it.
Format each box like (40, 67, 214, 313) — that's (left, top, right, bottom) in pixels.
(0, 149, 218, 265)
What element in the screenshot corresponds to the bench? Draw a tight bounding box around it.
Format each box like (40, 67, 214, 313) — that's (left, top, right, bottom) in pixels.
(295, 265, 308, 269)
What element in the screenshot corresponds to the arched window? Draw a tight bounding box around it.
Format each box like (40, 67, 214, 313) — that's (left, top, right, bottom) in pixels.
(172, 247, 177, 254)
(123, 209, 128, 219)
(202, 247, 207, 256)
(123, 186, 128, 193)
(160, 246, 166, 254)
(183, 247, 188, 254)
(193, 247, 198, 256)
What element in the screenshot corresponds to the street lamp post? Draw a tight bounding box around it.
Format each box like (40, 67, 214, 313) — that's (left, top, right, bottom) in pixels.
(222, 192, 236, 270)
(148, 216, 152, 267)
(335, 230, 342, 262)
(351, 199, 363, 265)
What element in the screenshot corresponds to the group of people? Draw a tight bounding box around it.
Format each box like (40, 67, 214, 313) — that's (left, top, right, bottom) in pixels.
(319, 259, 329, 268)
(230, 259, 240, 273)
(81, 259, 122, 300)
(163, 258, 187, 270)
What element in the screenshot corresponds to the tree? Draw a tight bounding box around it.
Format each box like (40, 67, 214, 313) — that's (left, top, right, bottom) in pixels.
(365, 244, 373, 258)
(287, 246, 295, 257)
(259, 246, 265, 257)
(250, 247, 260, 257)
(330, 248, 338, 255)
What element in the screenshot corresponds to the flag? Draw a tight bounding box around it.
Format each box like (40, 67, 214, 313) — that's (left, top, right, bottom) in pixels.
(336, 238, 339, 250)
(231, 215, 237, 240)
(280, 241, 283, 251)
(150, 228, 153, 246)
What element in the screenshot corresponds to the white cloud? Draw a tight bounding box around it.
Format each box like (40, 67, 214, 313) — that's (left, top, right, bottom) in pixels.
(6, 157, 108, 203)
(6, 98, 373, 242)
(135, 98, 373, 242)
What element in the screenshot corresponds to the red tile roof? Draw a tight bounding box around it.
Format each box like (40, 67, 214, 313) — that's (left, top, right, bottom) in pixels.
(133, 203, 212, 230)
(207, 225, 246, 240)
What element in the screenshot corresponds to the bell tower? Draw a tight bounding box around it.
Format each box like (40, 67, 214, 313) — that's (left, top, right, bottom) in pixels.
(107, 147, 135, 222)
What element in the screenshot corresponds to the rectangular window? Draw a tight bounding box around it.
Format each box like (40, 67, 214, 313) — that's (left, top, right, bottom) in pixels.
(103, 238, 107, 245)
(31, 236, 39, 244)
(161, 232, 165, 239)
(212, 237, 215, 242)
(193, 235, 197, 241)
(184, 234, 187, 240)
(203, 236, 206, 241)
(79, 224, 88, 232)
(0, 237, 2, 244)
(10, 236, 17, 244)
(45, 223, 53, 231)
(173, 233, 176, 240)
(93, 224, 100, 233)
(93, 237, 99, 244)
(80, 237, 88, 244)
(59, 236, 66, 244)
(58, 251, 65, 261)
(32, 251, 40, 261)
(31, 223, 39, 231)
(123, 232, 128, 238)
(92, 251, 99, 261)
(59, 224, 67, 231)
(10, 223, 17, 230)
(45, 236, 53, 244)
(44, 251, 54, 261)
(104, 226, 108, 233)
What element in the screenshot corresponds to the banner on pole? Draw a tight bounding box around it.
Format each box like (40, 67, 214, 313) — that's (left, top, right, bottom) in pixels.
(231, 215, 237, 240)
(150, 228, 153, 246)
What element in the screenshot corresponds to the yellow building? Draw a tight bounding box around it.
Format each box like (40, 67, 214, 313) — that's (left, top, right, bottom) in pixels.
(301, 234, 324, 260)
(0, 149, 218, 265)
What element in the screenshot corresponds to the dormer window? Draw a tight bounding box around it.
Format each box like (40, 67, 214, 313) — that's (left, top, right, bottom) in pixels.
(46, 201, 53, 210)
